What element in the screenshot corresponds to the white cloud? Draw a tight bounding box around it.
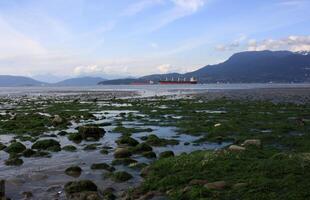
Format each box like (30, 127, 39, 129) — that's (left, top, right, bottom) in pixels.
(247, 35, 310, 51)
(171, 0, 206, 11)
(150, 42, 159, 48)
(215, 35, 247, 51)
(73, 65, 129, 76)
(157, 64, 172, 73)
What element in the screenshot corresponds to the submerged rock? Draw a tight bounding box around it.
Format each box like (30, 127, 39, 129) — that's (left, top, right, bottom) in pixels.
(91, 163, 115, 172)
(145, 134, 179, 146)
(62, 145, 77, 152)
(65, 166, 82, 178)
(64, 180, 97, 194)
(112, 158, 137, 166)
(31, 139, 61, 152)
(5, 157, 23, 166)
(22, 149, 36, 157)
(0, 142, 6, 150)
(142, 151, 157, 158)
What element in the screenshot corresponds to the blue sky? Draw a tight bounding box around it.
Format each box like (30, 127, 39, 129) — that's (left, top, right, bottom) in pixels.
(0, 0, 309, 81)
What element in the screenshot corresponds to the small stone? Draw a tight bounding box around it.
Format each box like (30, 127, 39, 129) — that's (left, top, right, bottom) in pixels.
(242, 139, 261, 148)
(205, 181, 227, 190)
(228, 145, 246, 152)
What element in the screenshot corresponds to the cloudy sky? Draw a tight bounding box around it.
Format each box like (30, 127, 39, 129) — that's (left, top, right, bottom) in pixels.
(0, 0, 310, 81)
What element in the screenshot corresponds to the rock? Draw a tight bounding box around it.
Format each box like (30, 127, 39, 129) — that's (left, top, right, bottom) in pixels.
(134, 142, 153, 153)
(63, 145, 77, 152)
(184, 142, 190, 146)
(100, 149, 109, 154)
(68, 133, 82, 142)
(91, 163, 115, 172)
(233, 182, 247, 189)
(5, 142, 26, 154)
(5, 157, 23, 166)
(189, 179, 209, 185)
(110, 171, 133, 182)
(145, 134, 179, 146)
(68, 191, 100, 200)
(22, 191, 33, 198)
(228, 145, 246, 152)
(142, 151, 157, 158)
(78, 126, 105, 140)
(64, 180, 97, 194)
(159, 151, 174, 159)
(65, 166, 82, 178)
(205, 181, 227, 190)
(58, 131, 68, 136)
(29, 173, 48, 181)
(116, 135, 139, 147)
(0, 142, 6, 150)
(22, 149, 36, 157)
(242, 139, 261, 148)
(129, 162, 148, 170)
(114, 148, 132, 158)
(52, 115, 64, 126)
(83, 144, 98, 151)
(102, 187, 116, 200)
(112, 158, 137, 166)
(31, 139, 61, 152)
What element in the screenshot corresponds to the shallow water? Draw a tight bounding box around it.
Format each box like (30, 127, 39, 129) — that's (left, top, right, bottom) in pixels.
(0, 105, 230, 199)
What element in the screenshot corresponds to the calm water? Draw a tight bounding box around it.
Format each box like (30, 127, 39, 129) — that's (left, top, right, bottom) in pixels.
(0, 83, 309, 97)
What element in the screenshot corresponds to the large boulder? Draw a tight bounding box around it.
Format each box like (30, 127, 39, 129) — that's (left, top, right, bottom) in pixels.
(31, 139, 61, 152)
(116, 135, 139, 147)
(5, 142, 26, 154)
(52, 115, 64, 126)
(78, 126, 105, 140)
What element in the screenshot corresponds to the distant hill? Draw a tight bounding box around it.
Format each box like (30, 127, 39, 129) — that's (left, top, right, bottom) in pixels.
(0, 75, 46, 87)
(98, 78, 140, 85)
(140, 50, 310, 83)
(55, 76, 106, 86)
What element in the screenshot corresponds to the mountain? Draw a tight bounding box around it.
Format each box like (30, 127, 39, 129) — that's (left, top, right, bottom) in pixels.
(55, 77, 106, 86)
(98, 78, 140, 85)
(141, 50, 310, 83)
(0, 75, 47, 87)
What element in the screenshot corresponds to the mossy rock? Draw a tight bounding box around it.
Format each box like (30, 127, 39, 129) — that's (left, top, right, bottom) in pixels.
(83, 144, 98, 151)
(116, 135, 139, 147)
(145, 134, 179, 146)
(62, 145, 77, 152)
(78, 125, 105, 140)
(142, 151, 157, 158)
(134, 142, 153, 153)
(5, 157, 23, 166)
(102, 187, 116, 200)
(159, 151, 175, 159)
(68, 133, 82, 142)
(100, 149, 109, 154)
(91, 163, 115, 172)
(5, 142, 26, 154)
(64, 180, 97, 194)
(114, 148, 132, 158)
(129, 162, 148, 170)
(22, 149, 36, 157)
(112, 158, 138, 166)
(31, 139, 61, 152)
(110, 171, 133, 182)
(65, 166, 82, 178)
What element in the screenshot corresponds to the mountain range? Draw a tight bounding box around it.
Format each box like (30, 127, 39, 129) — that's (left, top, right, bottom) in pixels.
(1, 50, 309, 86)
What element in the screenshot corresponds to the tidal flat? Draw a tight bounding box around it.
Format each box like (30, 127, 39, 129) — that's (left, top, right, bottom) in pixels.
(0, 88, 310, 200)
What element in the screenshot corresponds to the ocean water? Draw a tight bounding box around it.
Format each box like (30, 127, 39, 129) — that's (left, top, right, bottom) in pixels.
(0, 83, 309, 97)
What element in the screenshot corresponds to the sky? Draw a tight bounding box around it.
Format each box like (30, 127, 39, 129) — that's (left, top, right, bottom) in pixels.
(0, 0, 310, 82)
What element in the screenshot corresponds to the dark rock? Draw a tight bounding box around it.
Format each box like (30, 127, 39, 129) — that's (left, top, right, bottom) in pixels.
(22, 149, 36, 157)
(114, 148, 132, 158)
(65, 166, 82, 178)
(64, 180, 97, 194)
(110, 171, 133, 182)
(5, 142, 26, 154)
(134, 142, 152, 153)
(78, 126, 105, 140)
(142, 151, 157, 158)
(62, 145, 77, 152)
(91, 163, 115, 172)
(112, 158, 137, 166)
(5, 157, 23, 166)
(31, 139, 61, 152)
(116, 135, 139, 147)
